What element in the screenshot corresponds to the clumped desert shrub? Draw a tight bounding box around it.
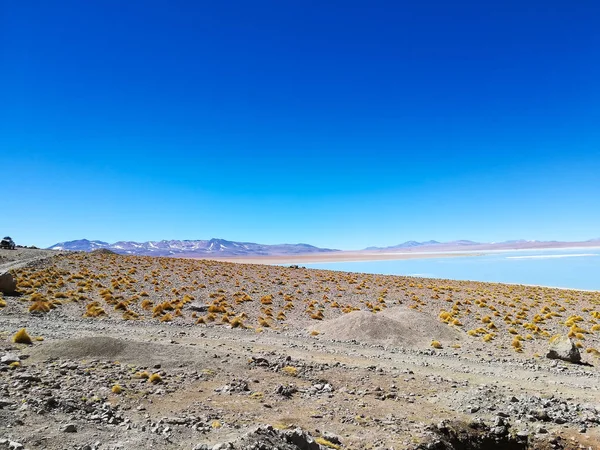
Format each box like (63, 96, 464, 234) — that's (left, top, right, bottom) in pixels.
(208, 304, 226, 313)
(315, 437, 341, 449)
(586, 348, 600, 357)
(112, 384, 123, 394)
(281, 366, 298, 376)
(310, 310, 324, 320)
(512, 337, 523, 352)
(160, 313, 173, 322)
(260, 294, 273, 305)
(29, 300, 51, 313)
(122, 310, 139, 320)
(230, 317, 245, 328)
(13, 328, 32, 345)
(141, 299, 153, 310)
(84, 302, 106, 318)
(149, 373, 163, 383)
(431, 340, 442, 349)
(258, 317, 271, 327)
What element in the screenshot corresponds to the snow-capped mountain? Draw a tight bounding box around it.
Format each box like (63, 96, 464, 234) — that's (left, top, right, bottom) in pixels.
(48, 238, 339, 257)
(49, 239, 110, 251)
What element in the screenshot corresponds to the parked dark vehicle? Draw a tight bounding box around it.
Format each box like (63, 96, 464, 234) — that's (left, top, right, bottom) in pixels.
(0, 237, 16, 249)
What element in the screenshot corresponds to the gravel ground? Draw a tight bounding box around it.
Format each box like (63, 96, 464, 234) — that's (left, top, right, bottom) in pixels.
(1, 249, 600, 449)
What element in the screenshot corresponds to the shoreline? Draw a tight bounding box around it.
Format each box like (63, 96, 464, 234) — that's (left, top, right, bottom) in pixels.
(203, 251, 482, 265)
(201, 244, 600, 265)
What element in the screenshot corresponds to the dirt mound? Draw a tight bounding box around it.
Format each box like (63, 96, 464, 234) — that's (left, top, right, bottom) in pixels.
(310, 306, 463, 348)
(25, 336, 199, 368)
(90, 248, 117, 255)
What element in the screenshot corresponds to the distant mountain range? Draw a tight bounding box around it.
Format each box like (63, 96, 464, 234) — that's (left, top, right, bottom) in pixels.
(364, 238, 600, 252)
(48, 237, 600, 258)
(48, 238, 339, 257)
(365, 240, 477, 250)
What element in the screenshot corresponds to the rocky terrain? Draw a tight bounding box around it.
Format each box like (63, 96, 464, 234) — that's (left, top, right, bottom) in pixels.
(2, 249, 600, 449)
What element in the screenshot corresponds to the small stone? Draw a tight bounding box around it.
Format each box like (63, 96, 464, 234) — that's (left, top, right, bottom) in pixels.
(492, 426, 507, 436)
(516, 430, 530, 439)
(1, 353, 20, 365)
(62, 423, 77, 433)
(321, 431, 341, 445)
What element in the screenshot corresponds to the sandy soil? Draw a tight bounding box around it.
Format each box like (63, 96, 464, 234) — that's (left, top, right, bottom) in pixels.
(1, 249, 600, 449)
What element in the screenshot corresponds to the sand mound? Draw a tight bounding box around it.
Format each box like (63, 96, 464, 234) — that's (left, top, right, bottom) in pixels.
(26, 336, 198, 368)
(310, 306, 463, 348)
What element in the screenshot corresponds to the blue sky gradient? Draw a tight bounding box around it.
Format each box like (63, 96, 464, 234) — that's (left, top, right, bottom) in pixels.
(2, 1, 599, 249)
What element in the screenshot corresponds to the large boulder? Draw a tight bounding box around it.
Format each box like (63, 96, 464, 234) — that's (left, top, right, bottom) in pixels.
(0, 271, 16, 295)
(546, 335, 581, 363)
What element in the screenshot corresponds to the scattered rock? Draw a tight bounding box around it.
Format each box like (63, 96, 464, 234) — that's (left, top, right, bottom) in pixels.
(546, 335, 581, 363)
(1, 353, 20, 365)
(188, 302, 209, 312)
(62, 423, 77, 433)
(0, 271, 16, 295)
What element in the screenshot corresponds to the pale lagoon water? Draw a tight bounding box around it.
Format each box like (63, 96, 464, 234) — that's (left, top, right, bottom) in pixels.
(302, 248, 600, 291)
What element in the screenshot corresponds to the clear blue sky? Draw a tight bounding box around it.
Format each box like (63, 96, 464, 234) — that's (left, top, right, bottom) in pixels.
(2, 1, 599, 249)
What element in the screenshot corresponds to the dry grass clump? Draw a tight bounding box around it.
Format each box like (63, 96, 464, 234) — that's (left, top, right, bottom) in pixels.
(13, 328, 33, 345)
(29, 299, 52, 313)
(281, 366, 298, 376)
(260, 294, 273, 305)
(84, 302, 106, 318)
(148, 373, 163, 384)
(315, 437, 341, 449)
(258, 317, 271, 328)
(431, 340, 442, 349)
(122, 310, 139, 320)
(0, 297, 6, 308)
(112, 384, 123, 394)
(229, 316, 246, 328)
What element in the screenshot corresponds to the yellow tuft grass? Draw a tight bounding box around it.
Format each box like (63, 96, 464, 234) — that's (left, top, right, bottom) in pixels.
(112, 384, 123, 394)
(315, 437, 341, 449)
(29, 300, 51, 313)
(84, 302, 106, 318)
(282, 366, 298, 376)
(148, 373, 163, 383)
(431, 340, 442, 349)
(13, 328, 33, 345)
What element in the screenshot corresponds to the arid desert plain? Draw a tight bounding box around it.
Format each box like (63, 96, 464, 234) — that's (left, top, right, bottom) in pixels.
(2, 248, 600, 449)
